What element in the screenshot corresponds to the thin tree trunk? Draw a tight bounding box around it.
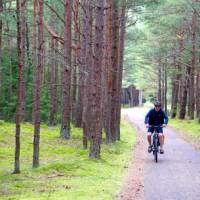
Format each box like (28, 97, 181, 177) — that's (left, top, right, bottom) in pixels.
(54, 40, 58, 120)
(82, 0, 93, 149)
(116, 1, 126, 140)
(0, 0, 3, 96)
(179, 66, 189, 119)
(171, 59, 179, 118)
(71, 0, 79, 125)
(14, 0, 27, 174)
(196, 71, 200, 119)
(188, 1, 197, 119)
(171, 36, 184, 118)
(49, 38, 57, 125)
(60, 0, 71, 139)
(75, 0, 86, 128)
(33, 0, 43, 168)
(158, 68, 162, 102)
(164, 63, 167, 113)
(89, 0, 104, 159)
(161, 65, 165, 110)
(6, 21, 13, 101)
(49, 8, 58, 125)
(104, 0, 113, 144)
(110, 0, 120, 142)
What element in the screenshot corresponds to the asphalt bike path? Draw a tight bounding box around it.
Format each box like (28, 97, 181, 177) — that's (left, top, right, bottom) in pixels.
(123, 108, 200, 200)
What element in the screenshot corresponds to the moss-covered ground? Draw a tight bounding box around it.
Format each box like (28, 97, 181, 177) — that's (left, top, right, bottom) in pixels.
(170, 118, 200, 141)
(0, 120, 135, 200)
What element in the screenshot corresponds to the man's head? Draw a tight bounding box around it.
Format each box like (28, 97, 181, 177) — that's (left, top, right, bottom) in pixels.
(154, 100, 161, 112)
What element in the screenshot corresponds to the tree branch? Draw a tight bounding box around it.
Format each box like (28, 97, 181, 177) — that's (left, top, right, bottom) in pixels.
(44, 2, 65, 24)
(43, 19, 80, 50)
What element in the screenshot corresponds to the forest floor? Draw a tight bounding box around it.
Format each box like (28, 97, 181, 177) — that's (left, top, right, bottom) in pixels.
(118, 108, 200, 200)
(0, 120, 136, 200)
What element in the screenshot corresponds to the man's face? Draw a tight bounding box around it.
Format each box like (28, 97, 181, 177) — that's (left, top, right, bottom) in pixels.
(155, 106, 161, 112)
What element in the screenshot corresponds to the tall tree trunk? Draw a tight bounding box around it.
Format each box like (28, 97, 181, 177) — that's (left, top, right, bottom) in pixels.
(14, 0, 27, 174)
(0, 0, 3, 96)
(179, 66, 189, 119)
(89, 0, 104, 159)
(116, 1, 126, 140)
(82, 0, 93, 149)
(33, 0, 43, 168)
(104, 0, 113, 144)
(171, 59, 179, 118)
(171, 36, 184, 118)
(49, 38, 57, 125)
(157, 67, 162, 102)
(71, 0, 79, 125)
(161, 65, 165, 109)
(6, 21, 13, 102)
(110, 0, 120, 142)
(60, 0, 71, 139)
(49, 7, 58, 125)
(164, 63, 167, 113)
(188, 1, 197, 119)
(75, 0, 86, 128)
(54, 40, 58, 120)
(196, 71, 200, 120)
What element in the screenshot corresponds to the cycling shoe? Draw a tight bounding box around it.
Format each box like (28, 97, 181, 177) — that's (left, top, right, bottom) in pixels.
(160, 149, 164, 154)
(148, 146, 152, 153)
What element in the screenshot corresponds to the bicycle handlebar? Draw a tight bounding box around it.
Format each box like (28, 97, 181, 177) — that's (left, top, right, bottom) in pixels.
(146, 125, 166, 128)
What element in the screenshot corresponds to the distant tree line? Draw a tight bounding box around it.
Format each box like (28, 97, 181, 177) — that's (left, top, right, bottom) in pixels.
(124, 0, 200, 121)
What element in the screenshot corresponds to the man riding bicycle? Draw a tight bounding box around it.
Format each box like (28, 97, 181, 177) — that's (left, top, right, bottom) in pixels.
(144, 101, 168, 154)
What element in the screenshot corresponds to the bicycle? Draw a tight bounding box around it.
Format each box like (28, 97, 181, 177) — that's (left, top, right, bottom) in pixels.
(148, 125, 164, 163)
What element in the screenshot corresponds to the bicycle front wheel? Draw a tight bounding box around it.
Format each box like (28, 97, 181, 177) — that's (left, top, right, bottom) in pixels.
(154, 151, 158, 162)
(153, 138, 158, 163)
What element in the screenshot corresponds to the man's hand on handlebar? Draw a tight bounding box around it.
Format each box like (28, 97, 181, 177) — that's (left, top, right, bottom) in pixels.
(145, 124, 167, 128)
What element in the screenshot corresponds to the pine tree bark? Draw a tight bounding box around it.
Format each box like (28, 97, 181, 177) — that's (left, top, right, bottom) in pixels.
(71, 0, 80, 125)
(196, 71, 200, 119)
(82, 0, 93, 149)
(161, 65, 165, 110)
(60, 0, 71, 139)
(104, 0, 113, 144)
(89, 0, 104, 159)
(75, 0, 84, 128)
(188, 1, 197, 120)
(0, 0, 3, 96)
(179, 66, 189, 119)
(33, 0, 43, 168)
(164, 64, 167, 112)
(14, 0, 27, 173)
(171, 60, 179, 118)
(157, 67, 162, 102)
(116, 1, 126, 140)
(171, 36, 184, 118)
(49, 38, 57, 125)
(110, 0, 120, 142)
(6, 21, 13, 102)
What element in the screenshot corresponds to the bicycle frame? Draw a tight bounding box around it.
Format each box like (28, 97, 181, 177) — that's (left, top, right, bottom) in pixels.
(149, 126, 163, 163)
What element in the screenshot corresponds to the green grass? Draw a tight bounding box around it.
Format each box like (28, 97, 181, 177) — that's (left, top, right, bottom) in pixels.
(170, 118, 200, 141)
(0, 120, 135, 200)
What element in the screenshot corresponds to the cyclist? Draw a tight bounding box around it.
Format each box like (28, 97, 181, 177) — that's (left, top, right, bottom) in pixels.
(144, 100, 168, 154)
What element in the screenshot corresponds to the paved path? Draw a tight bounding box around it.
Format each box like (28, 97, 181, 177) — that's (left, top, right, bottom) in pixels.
(123, 108, 200, 200)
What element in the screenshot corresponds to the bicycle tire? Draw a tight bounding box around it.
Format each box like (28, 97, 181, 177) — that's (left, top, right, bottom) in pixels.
(154, 138, 158, 163)
(154, 151, 158, 162)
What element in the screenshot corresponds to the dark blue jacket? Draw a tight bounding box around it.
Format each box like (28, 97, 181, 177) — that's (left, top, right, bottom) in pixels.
(144, 108, 168, 125)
